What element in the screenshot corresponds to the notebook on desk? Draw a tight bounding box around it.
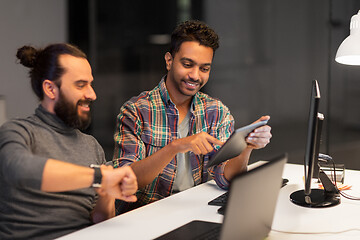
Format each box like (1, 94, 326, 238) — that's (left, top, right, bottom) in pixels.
(154, 153, 287, 240)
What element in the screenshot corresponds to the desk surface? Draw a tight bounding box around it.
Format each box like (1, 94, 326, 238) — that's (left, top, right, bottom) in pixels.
(58, 163, 360, 240)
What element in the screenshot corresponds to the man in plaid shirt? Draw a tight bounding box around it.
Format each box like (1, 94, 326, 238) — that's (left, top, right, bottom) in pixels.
(113, 20, 272, 214)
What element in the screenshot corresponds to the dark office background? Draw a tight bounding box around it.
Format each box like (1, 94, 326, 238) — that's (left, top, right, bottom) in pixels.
(66, 0, 360, 168)
(66, 0, 360, 169)
(3, 0, 359, 169)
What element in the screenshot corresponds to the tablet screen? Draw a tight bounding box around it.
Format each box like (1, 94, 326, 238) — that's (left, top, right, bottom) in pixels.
(206, 120, 268, 168)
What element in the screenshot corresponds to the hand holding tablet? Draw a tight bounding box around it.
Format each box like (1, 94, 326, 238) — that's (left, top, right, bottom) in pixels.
(206, 119, 269, 168)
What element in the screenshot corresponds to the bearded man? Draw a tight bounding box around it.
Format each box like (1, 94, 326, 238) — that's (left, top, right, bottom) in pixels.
(0, 43, 138, 239)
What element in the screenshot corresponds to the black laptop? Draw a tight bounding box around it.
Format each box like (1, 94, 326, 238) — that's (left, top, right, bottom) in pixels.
(154, 153, 288, 240)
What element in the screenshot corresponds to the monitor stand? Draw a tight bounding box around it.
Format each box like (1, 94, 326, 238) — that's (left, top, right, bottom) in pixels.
(290, 170, 341, 208)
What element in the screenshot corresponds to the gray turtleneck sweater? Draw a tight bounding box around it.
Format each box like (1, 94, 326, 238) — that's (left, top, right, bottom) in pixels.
(0, 105, 106, 239)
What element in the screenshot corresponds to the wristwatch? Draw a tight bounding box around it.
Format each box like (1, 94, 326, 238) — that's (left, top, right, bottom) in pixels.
(90, 164, 102, 188)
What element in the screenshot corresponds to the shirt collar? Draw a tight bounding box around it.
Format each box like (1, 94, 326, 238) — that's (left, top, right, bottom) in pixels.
(35, 105, 76, 133)
(159, 75, 199, 112)
(159, 75, 172, 107)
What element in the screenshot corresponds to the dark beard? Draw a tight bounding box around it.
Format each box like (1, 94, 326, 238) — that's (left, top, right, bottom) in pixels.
(54, 91, 92, 131)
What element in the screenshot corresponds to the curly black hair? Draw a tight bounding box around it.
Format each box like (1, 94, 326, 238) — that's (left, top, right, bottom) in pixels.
(170, 20, 219, 57)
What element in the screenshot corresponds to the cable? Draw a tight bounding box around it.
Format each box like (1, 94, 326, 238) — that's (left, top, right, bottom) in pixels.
(271, 228, 360, 235)
(324, 157, 360, 201)
(340, 191, 360, 201)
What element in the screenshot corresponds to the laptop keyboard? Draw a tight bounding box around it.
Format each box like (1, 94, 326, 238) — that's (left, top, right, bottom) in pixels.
(208, 178, 289, 207)
(208, 192, 229, 206)
(195, 224, 221, 240)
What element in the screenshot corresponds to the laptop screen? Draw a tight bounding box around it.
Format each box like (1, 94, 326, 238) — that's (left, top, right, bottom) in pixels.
(155, 154, 287, 240)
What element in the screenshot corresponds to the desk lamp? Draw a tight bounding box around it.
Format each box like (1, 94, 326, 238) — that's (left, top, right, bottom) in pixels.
(335, 10, 360, 65)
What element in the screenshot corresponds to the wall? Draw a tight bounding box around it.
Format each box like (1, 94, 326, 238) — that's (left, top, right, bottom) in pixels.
(0, 0, 67, 121)
(202, 0, 329, 163)
(4, 1, 357, 170)
(73, 0, 360, 168)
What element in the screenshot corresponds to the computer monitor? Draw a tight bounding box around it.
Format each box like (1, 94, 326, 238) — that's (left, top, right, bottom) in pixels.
(290, 80, 340, 208)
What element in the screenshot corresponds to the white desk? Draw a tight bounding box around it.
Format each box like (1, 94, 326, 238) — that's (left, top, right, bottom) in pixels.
(58, 163, 360, 240)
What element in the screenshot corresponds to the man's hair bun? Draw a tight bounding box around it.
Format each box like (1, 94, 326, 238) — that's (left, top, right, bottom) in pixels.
(16, 46, 39, 68)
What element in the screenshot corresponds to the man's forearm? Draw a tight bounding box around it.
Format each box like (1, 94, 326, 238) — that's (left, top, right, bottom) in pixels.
(223, 147, 252, 181)
(41, 159, 94, 192)
(91, 194, 115, 223)
(130, 141, 179, 188)
(130, 132, 225, 188)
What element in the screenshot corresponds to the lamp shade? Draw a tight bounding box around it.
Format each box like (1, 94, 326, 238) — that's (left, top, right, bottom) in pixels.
(335, 10, 360, 65)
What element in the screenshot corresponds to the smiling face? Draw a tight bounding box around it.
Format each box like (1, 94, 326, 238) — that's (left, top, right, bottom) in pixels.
(165, 41, 214, 104)
(54, 54, 96, 130)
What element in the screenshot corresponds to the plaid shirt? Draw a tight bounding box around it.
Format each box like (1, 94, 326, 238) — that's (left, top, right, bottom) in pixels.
(113, 76, 234, 214)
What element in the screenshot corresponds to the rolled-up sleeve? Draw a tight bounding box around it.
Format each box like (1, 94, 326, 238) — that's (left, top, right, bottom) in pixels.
(0, 122, 47, 190)
(112, 103, 145, 168)
(209, 108, 234, 190)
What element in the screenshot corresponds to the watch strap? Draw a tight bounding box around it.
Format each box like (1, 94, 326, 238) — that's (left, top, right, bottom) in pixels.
(90, 164, 102, 188)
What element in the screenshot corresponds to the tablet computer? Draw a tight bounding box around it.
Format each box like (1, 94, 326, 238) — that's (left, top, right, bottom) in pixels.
(206, 120, 268, 168)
